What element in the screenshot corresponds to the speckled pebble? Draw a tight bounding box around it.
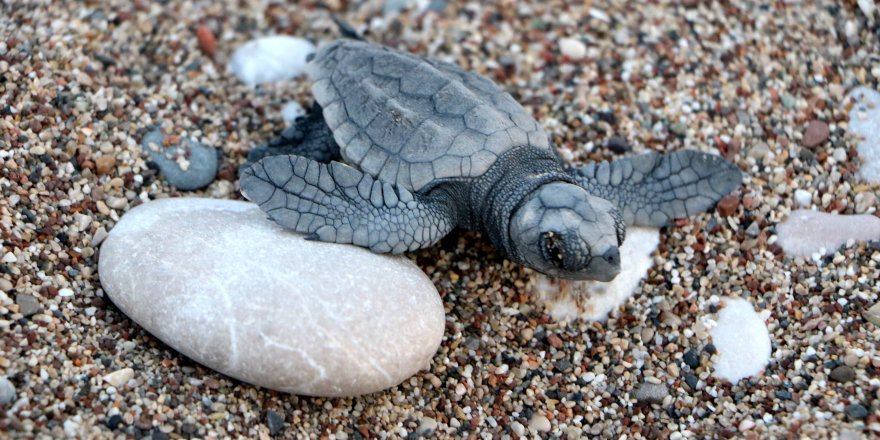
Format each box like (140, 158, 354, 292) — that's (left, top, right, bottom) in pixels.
(15, 294, 40, 317)
(830, 365, 856, 383)
(633, 382, 669, 405)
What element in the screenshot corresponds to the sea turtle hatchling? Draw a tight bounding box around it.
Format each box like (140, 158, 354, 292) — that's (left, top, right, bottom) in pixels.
(240, 39, 742, 281)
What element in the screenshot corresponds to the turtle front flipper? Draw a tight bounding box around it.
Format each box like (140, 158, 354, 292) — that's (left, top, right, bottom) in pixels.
(240, 155, 457, 253)
(568, 150, 742, 227)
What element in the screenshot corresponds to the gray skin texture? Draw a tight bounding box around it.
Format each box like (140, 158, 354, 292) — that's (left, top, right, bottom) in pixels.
(240, 39, 742, 281)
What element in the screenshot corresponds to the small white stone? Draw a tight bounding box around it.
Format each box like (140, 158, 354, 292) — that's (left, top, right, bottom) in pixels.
(282, 101, 305, 127)
(794, 189, 811, 207)
(777, 210, 880, 257)
(98, 198, 444, 397)
(710, 298, 771, 383)
(559, 38, 587, 60)
(848, 87, 880, 183)
(532, 228, 660, 321)
(58, 288, 74, 297)
(589, 8, 611, 23)
(229, 36, 315, 86)
(103, 368, 134, 388)
(92, 227, 109, 246)
(738, 419, 755, 431)
(1, 253, 16, 263)
(528, 414, 552, 433)
(858, 0, 876, 24)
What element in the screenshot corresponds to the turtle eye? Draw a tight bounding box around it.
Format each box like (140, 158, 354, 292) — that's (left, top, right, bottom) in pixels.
(542, 231, 565, 268)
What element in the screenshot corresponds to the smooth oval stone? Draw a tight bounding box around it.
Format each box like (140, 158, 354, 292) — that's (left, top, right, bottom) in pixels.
(776, 210, 880, 257)
(98, 198, 444, 397)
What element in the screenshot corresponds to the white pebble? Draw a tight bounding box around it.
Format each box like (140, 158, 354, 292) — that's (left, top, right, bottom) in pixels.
(1, 253, 16, 263)
(533, 228, 659, 321)
(103, 368, 134, 388)
(99, 198, 444, 397)
(282, 101, 305, 127)
(528, 414, 552, 433)
(229, 36, 315, 86)
(794, 189, 811, 207)
(710, 298, 771, 383)
(558, 38, 587, 60)
(777, 210, 880, 257)
(58, 288, 74, 297)
(739, 419, 755, 432)
(848, 87, 880, 183)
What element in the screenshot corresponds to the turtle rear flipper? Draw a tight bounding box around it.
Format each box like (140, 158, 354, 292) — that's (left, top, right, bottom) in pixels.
(242, 104, 340, 174)
(240, 155, 457, 253)
(569, 150, 742, 227)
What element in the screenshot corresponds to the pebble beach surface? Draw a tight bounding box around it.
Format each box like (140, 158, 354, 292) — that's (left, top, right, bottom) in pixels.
(1, 0, 879, 438)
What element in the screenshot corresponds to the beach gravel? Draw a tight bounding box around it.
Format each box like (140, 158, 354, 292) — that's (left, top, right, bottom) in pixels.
(0, 0, 878, 438)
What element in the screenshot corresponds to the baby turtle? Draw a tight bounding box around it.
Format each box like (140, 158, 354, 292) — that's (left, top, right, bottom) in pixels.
(240, 39, 741, 281)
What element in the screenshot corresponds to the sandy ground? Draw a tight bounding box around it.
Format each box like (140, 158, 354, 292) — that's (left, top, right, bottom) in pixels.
(1, 0, 879, 438)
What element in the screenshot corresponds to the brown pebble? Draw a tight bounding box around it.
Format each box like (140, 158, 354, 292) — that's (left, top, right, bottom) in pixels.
(803, 120, 829, 148)
(547, 334, 563, 349)
(95, 155, 117, 175)
(716, 193, 740, 217)
(196, 25, 218, 59)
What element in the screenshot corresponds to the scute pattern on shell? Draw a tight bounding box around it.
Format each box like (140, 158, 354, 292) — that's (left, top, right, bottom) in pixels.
(307, 40, 551, 192)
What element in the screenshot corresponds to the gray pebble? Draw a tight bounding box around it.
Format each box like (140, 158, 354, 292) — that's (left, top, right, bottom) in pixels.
(830, 365, 855, 382)
(747, 142, 770, 160)
(633, 382, 668, 405)
(464, 337, 481, 351)
(844, 403, 868, 419)
(141, 129, 218, 190)
(267, 410, 284, 436)
(15, 294, 40, 317)
(781, 93, 796, 109)
(745, 222, 761, 237)
(864, 302, 880, 327)
(0, 376, 15, 405)
(669, 122, 687, 136)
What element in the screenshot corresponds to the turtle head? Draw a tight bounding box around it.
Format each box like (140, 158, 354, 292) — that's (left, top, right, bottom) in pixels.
(509, 182, 625, 281)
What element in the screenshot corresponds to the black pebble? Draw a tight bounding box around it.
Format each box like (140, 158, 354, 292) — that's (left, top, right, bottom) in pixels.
(704, 343, 717, 355)
(106, 414, 122, 429)
(683, 349, 700, 369)
(775, 389, 792, 400)
(605, 136, 630, 154)
(684, 373, 698, 390)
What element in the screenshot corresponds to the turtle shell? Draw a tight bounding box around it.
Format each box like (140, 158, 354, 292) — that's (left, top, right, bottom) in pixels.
(307, 40, 552, 192)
